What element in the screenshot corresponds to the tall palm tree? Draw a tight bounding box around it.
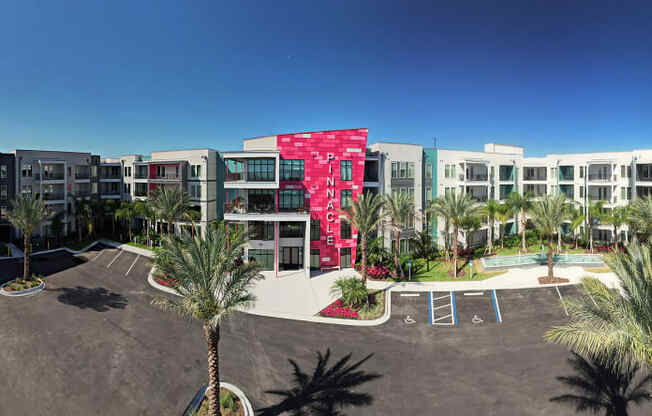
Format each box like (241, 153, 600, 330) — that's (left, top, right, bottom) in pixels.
(383, 192, 414, 278)
(150, 186, 191, 235)
(114, 201, 136, 242)
(430, 193, 476, 278)
(339, 192, 384, 283)
(506, 192, 533, 252)
(73, 197, 92, 242)
(478, 199, 500, 254)
(629, 195, 652, 240)
(587, 200, 607, 253)
(551, 351, 652, 416)
(545, 240, 652, 367)
(151, 222, 261, 416)
(410, 229, 436, 272)
(103, 199, 119, 236)
(605, 206, 629, 251)
(567, 205, 585, 250)
(529, 194, 568, 282)
(7, 195, 49, 281)
(460, 213, 481, 251)
(134, 200, 156, 245)
(495, 202, 512, 249)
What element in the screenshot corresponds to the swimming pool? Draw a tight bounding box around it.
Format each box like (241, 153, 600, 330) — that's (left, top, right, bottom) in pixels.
(481, 253, 604, 269)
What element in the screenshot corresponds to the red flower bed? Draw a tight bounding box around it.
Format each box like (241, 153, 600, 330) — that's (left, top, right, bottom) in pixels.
(319, 299, 359, 319)
(366, 264, 391, 280)
(154, 276, 178, 287)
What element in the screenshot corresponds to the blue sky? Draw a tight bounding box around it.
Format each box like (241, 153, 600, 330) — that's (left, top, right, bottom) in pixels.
(0, 0, 650, 157)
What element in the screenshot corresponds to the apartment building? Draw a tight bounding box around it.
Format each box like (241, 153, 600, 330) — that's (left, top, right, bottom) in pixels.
(121, 149, 221, 235)
(223, 128, 368, 278)
(0, 153, 16, 242)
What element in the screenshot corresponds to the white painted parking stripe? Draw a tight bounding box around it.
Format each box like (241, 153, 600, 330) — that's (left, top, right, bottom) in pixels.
(463, 292, 484, 296)
(125, 254, 140, 276)
(433, 314, 452, 322)
(588, 293, 598, 307)
(400, 293, 420, 297)
(555, 286, 569, 316)
(106, 250, 123, 269)
(92, 250, 104, 262)
(432, 295, 450, 301)
(433, 304, 450, 310)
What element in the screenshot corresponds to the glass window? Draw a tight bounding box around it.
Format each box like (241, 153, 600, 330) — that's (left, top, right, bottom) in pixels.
(279, 222, 305, 238)
(310, 249, 320, 269)
(280, 160, 304, 181)
(341, 160, 352, 181)
(0, 184, 6, 199)
(400, 162, 407, 178)
(341, 189, 352, 208)
(0, 165, 6, 178)
(279, 190, 304, 211)
(340, 247, 352, 268)
(248, 222, 274, 241)
(407, 162, 414, 178)
(310, 219, 320, 241)
(248, 249, 274, 271)
(247, 159, 275, 181)
(22, 164, 32, 177)
(445, 164, 450, 178)
(579, 166, 584, 178)
(391, 162, 398, 179)
(426, 187, 432, 202)
(340, 221, 351, 239)
(425, 163, 432, 180)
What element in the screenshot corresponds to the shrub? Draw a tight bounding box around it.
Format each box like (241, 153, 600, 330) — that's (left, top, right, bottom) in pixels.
(366, 264, 391, 280)
(220, 390, 237, 411)
(331, 277, 367, 308)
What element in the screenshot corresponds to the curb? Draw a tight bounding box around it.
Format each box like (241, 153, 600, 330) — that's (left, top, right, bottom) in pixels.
(147, 265, 181, 296)
(182, 382, 254, 416)
(0, 279, 45, 297)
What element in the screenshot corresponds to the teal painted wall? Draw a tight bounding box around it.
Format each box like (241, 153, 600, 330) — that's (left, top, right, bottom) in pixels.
(423, 148, 438, 244)
(216, 153, 225, 221)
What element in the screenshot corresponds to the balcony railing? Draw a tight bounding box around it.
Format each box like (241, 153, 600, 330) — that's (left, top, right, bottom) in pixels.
(588, 174, 613, 181)
(134, 190, 148, 197)
(43, 192, 65, 201)
(466, 174, 488, 182)
(225, 200, 310, 215)
(135, 172, 149, 179)
(151, 173, 180, 180)
(225, 172, 245, 182)
(75, 173, 90, 179)
(39, 173, 65, 181)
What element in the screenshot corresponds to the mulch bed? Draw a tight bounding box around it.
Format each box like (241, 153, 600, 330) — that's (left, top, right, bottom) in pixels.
(538, 276, 570, 285)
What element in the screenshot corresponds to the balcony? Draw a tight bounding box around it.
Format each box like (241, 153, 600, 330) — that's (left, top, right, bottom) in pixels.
(559, 185, 574, 199)
(43, 192, 65, 201)
(523, 167, 547, 181)
(499, 184, 514, 200)
(559, 166, 574, 181)
(151, 172, 180, 180)
(499, 166, 514, 181)
(465, 163, 488, 182)
(636, 164, 652, 182)
(588, 164, 613, 182)
(466, 186, 488, 203)
(75, 173, 90, 180)
(223, 152, 279, 189)
(588, 186, 611, 202)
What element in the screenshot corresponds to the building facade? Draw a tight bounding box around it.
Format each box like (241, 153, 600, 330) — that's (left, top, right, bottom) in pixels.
(223, 128, 368, 278)
(0, 153, 16, 242)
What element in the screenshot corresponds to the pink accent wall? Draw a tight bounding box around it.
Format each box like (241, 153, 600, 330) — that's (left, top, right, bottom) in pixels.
(276, 128, 368, 268)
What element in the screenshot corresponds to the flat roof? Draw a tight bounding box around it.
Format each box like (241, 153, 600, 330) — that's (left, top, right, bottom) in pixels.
(243, 127, 368, 142)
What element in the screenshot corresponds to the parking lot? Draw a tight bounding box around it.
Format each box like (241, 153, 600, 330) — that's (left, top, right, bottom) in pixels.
(1, 247, 647, 415)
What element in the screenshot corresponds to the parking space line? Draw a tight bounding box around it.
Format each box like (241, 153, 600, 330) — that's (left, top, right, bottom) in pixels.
(555, 286, 569, 316)
(92, 250, 104, 262)
(107, 250, 123, 269)
(451, 291, 458, 325)
(428, 292, 433, 324)
(125, 254, 140, 276)
(491, 290, 502, 323)
(432, 294, 450, 301)
(587, 293, 598, 307)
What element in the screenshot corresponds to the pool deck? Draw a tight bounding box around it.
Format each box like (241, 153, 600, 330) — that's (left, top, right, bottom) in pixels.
(481, 253, 604, 270)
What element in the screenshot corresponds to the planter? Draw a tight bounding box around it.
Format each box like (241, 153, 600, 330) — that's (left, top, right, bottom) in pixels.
(183, 382, 253, 416)
(0, 278, 45, 297)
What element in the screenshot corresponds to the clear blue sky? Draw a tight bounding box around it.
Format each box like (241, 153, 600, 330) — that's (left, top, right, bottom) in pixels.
(1, 0, 650, 157)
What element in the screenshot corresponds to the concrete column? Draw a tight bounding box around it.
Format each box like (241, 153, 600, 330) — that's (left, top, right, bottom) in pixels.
(304, 217, 310, 278)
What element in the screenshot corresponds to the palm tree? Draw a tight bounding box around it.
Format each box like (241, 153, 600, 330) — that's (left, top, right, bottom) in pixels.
(7, 195, 49, 281)
(430, 193, 476, 278)
(459, 213, 481, 252)
(151, 222, 261, 416)
(629, 196, 652, 240)
(529, 194, 568, 282)
(495, 203, 512, 250)
(478, 200, 500, 254)
(605, 206, 629, 251)
(567, 205, 585, 250)
(103, 199, 119, 236)
(545, 240, 652, 367)
(339, 192, 384, 284)
(383, 192, 414, 278)
(184, 209, 202, 238)
(114, 201, 136, 242)
(150, 186, 191, 235)
(588, 200, 609, 253)
(134, 200, 156, 245)
(506, 192, 533, 253)
(410, 229, 437, 272)
(551, 351, 652, 416)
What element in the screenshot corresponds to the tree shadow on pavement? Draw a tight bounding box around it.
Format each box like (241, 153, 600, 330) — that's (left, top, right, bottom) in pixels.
(256, 348, 382, 416)
(53, 286, 128, 312)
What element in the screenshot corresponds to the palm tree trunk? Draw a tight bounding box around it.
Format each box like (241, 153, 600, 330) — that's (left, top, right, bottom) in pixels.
(394, 230, 403, 278)
(500, 224, 505, 249)
(23, 232, 30, 281)
(547, 235, 554, 281)
(487, 219, 493, 254)
(361, 234, 368, 284)
(146, 219, 150, 245)
(590, 225, 594, 253)
(521, 209, 527, 252)
(204, 323, 222, 416)
(453, 225, 458, 278)
(78, 219, 82, 242)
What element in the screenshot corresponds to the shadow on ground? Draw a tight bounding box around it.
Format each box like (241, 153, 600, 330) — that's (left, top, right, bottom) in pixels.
(52, 286, 128, 312)
(256, 349, 381, 416)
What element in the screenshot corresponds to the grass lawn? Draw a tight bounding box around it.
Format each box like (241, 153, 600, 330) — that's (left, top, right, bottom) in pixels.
(493, 244, 586, 256)
(583, 266, 612, 273)
(126, 241, 154, 251)
(407, 259, 507, 282)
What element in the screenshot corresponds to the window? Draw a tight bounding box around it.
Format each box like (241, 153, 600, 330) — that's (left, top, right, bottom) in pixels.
(124, 166, 132, 177)
(391, 162, 398, 179)
(21, 185, 31, 195)
(445, 164, 450, 178)
(279, 190, 304, 210)
(124, 183, 131, 194)
(0, 165, 6, 178)
(191, 165, 202, 178)
(399, 239, 410, 254)
(0, 205, 7, 219)
(341, 160, 352, 181)
(247, 159, 275, 181)
(622, 187, 631, 201)
(0, 184, 6, 199)
(280, 160, 304, 181)
(425, 187, 432, 202)
(392, 161, 415, 179)
(341, 190, 352, 208)
(280, 247, 303, 270)
(340, 221, 351, 239)
(248, 222, 274, 241)
(579, 166, 584, 178)
(580, 186, 584, 198)
(310, 249, 320, 269)
(190, 184, 201, 199)
(627, 166, 632, 178)
(248, 249, 274, 271)
(340, 248, 352, 268)
(22, 164, 32, 177)
(279, 222, 305, 238)
(425, 163, 432, 180)
(621, 165, 626, 177)
(407, 162, 414, 178)
(451, 164, 456, 178)
(400, 162, 407, 178)
(310, 219, 320, 241)
(445, 187, 455, 196)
